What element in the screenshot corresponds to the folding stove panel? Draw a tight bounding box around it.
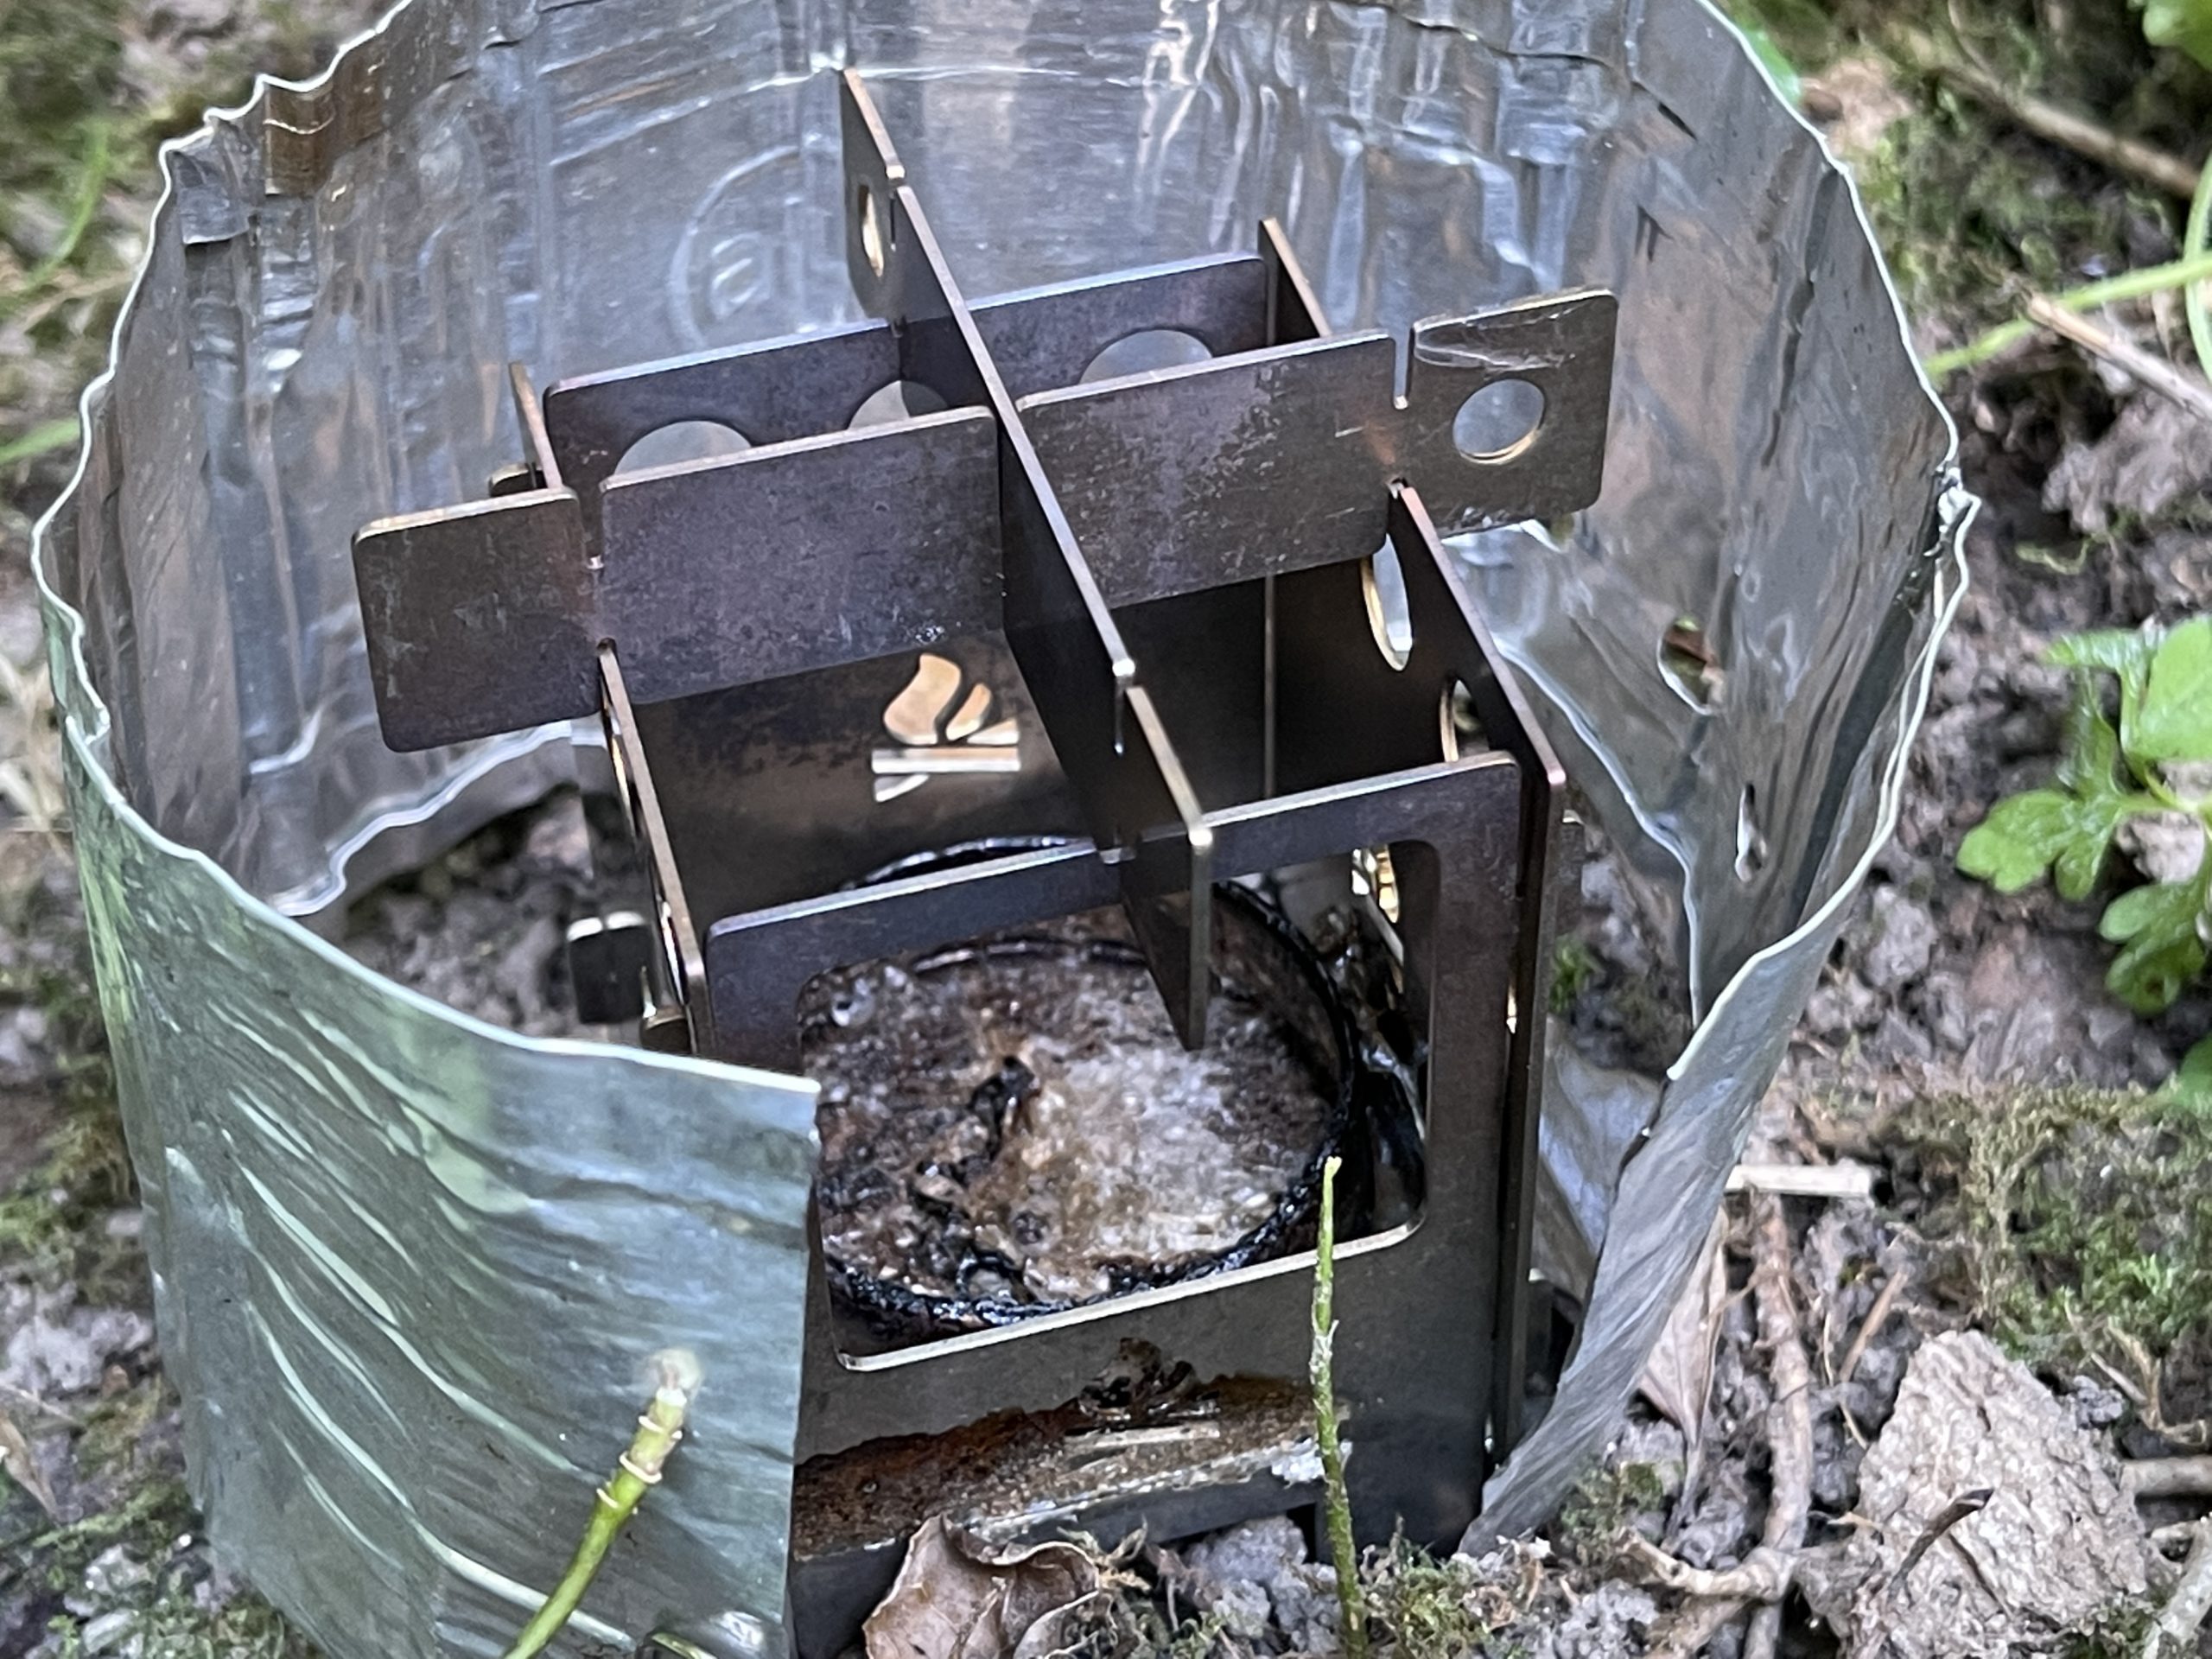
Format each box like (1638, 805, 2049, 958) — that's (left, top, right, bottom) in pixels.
(351, 69, 1616, 1658)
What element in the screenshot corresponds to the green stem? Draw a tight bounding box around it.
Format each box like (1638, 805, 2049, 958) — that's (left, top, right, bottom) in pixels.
(2185, 152, 2212, 385)
(1309, 1156, 1367, 1659)
(2, 123, 111, 321)
(502, 1357, 697, 1659)
(0, 419, 80, 469)
(1923, 249, 2212, 377)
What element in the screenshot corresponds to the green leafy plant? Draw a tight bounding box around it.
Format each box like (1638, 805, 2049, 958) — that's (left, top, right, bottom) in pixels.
(1957, 618, 2212, 1089)
(2141, 0, 2212, 72)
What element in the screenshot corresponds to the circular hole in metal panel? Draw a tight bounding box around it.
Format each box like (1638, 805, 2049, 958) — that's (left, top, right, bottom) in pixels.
(1363, 537, 1414, 671)
(1452, 378, 1545, 463)
(1078, 327, 1213, 382)
(614, 420, 752, 474)
(848, 379, 950, 428)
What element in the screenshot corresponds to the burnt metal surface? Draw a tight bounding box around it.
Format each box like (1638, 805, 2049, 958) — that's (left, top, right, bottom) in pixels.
(802, 889, 1354, 1338)
(789, 1370, 1316, 1658)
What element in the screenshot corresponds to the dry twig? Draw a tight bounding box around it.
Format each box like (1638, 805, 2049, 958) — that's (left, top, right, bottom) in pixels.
(1886, 1486, 1993, 1589)
(2024, 295, 2212, 420)
(1629, 1537, 1797, 1603)
(1726, 1162, 1876, 1200)
(1744, 1194, 1814, 1659)
(1634, 1193, 1815, 1656)
(1892, 27, 2199, 199)
(2126, 1457, 2212, 1499)
(1836, 1258, 1912, 1392)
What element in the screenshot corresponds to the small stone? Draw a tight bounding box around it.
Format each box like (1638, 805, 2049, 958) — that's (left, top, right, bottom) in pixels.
(1268, 1562, 1341, 1655)
(1923, 971, 1971, 1052)
(83, 1546, 149, 1599)
(1198, 1578, 1270, 1640)
(521, 803, 592, 874)
(490, 913, 560, 1022)
(2085, 1005, 2134, 1056)
(1805, 972, 1881, 1040)
(1802, 1332, 2149, 1658)
(0, 1004, 52, 1088)
(2119, 811, 2205, 887)
(2066, 1376, 2128, 1430)
(1803, 983, 1852, 1042)
(1581, 857, 1656, 978)
(1534, 1581, 1658, 1659)
(1861, 889, 1936, 994)
(2133, 1033, 2176, 1090)
(1185, 1517, 1338, 1649)
(79, 1609, 137, 1656)
(1875, 1007, 1932, 1065)
(0, 1289, 155, 1398)
(1184, 1515, 1306, 1587)
(2044, 396, 2212, 537)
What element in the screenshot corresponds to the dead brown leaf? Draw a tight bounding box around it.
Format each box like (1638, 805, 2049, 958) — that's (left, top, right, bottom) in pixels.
(864, 1516, 1110, 1659)
(0, 1410, 60, 1521)
(1637, 1209, 1727, 1449)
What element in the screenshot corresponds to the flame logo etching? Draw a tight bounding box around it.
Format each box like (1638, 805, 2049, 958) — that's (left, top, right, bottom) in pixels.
(872, 653, 1020, 802)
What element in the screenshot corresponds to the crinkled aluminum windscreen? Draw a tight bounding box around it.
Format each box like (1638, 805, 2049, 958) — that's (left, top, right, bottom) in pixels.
(33, 0, 1966, 1652)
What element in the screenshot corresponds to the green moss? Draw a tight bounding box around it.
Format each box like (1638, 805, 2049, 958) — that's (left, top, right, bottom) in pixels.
(73, 1378, 171, 1478)
(16, 1474, 315, 1657)
(1715, 0, 1860, 77)
(1711, 0, 2212, 346)
(1856, 94, 2172, 330)
(2060, 1598, 2160, 1658)
(0, 1036, 140, 1306)
(1548, 940, 1599, 1015)
(42, 1577, 313, 1659)
(1552, 1462, 1666, 1571)
(48, 1592, 309, 1659)
(1359, 1536, 1544, 1659)
(1900, 1087, 2212, 1376)
(28, 1475, 195, 1588)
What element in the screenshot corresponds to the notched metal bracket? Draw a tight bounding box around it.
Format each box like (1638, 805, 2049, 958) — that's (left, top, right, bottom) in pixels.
(348, 69, 1615, 1056)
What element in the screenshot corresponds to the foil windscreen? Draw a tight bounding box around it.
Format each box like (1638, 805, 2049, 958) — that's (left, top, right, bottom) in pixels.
(34, 0, 1964, 1651)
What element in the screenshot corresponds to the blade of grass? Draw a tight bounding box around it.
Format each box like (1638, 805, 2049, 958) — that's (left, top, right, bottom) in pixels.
(2185, 150, 2212, 385)
(1310, 1155, 1368, 1659)
(1923, 249, 2212, 376)
(0, 419, 80, 469)
(3, 122, 112, 321)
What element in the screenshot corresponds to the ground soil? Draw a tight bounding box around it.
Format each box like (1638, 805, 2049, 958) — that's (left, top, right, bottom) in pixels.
(4, 3, 2212, 1656)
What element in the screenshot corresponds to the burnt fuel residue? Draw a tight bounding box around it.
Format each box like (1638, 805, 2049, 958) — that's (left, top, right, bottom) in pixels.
(799, 901, 1342, 1332)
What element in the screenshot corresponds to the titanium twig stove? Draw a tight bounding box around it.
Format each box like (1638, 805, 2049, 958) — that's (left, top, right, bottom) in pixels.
(352, 71, 1615, 1656)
